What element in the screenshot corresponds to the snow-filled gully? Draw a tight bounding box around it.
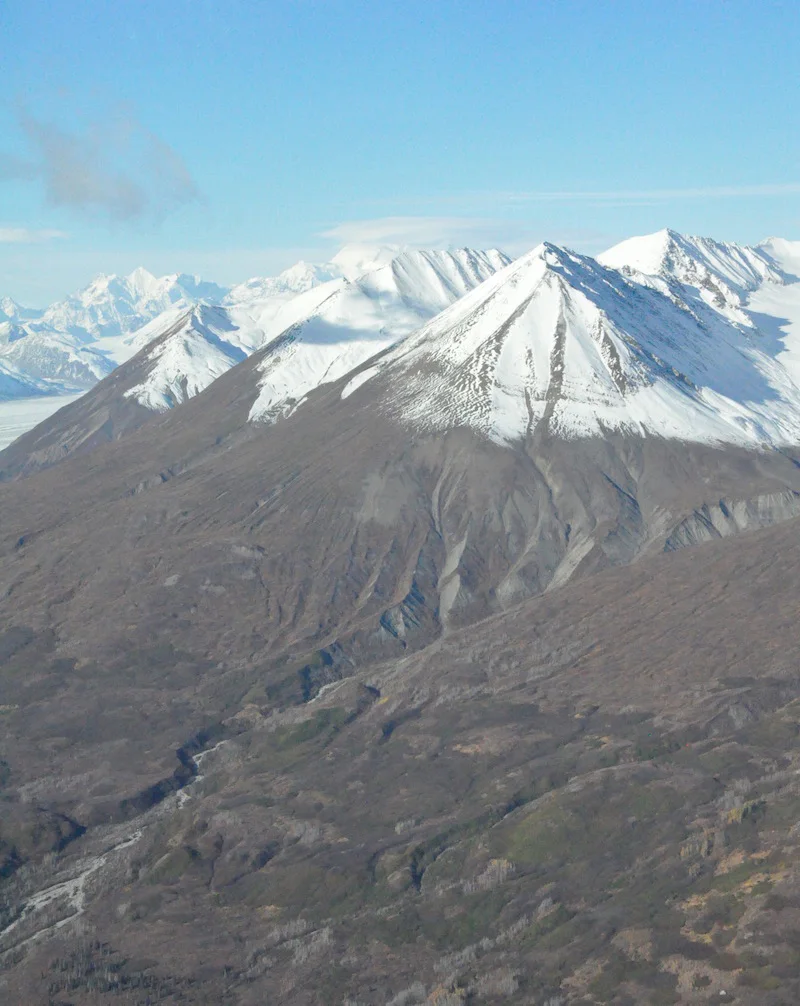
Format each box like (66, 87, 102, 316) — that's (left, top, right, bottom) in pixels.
(0, 830, 142, 956)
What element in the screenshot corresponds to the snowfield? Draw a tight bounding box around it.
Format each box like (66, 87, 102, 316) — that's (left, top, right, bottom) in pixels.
(345, 233, 800, 449)
(0, 394, 83, 450)
(5, 231, 800, 451)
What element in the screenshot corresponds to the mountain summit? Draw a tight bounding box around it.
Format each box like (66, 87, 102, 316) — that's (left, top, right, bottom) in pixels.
(338, 239, 800, 448)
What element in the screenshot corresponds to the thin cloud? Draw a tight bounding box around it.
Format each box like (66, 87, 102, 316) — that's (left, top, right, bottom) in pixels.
(497, 184, 800, 204)
(0, 107, 200, 222)
(0, 227, 67, 243)
(321, 216, 610, 256)
(321, 216, 503, 246)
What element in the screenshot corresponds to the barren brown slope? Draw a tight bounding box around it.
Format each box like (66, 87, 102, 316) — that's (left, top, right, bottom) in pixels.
(5, 341, 800, 1000)
(3, 353, 800, 679)
(3, 499, 800, 1002)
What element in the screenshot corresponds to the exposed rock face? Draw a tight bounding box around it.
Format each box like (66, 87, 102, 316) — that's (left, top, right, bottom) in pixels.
(663, 488, 800, 550)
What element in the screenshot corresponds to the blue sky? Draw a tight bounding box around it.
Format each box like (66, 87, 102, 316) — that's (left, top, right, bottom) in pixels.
(1, 0, 798, 304)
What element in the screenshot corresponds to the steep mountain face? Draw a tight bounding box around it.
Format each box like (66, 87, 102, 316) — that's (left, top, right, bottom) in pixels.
(247, 248, 509, 422)
(4, 343, 800, 1001)
(598, 229, 800, 347)
(3, 318, 800, 668)
(337, 240, 800, 449)
(122, 305, 258, 411)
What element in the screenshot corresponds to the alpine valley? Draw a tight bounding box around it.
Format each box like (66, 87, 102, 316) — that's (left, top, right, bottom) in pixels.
(4, 231, 800, 1004)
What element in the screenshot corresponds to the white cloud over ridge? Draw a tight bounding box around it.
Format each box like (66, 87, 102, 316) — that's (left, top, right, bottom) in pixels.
(321, 216, 609, 256)
(0, 227, 67, 243)
(497, 183, 800, 204)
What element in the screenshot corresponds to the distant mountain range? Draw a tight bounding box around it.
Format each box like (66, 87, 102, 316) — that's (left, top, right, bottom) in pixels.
(3, 231, 800, 455)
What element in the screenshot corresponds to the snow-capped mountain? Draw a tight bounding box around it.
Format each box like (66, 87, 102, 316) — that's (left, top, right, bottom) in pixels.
(123, 305, 258, 411)
(32, 268, 229, 344)
(0, 247, 508, 419)
(0, 297, 43, 324)
(0, 268, 231, 406)
(7, 231, 800, 460)
(339, 238, 800, 449)
(97, 246, 510, 420)
(1, 330, 115, 388)
(598, 228, 788, 295)
(247, 248, 510, 422)
(0, 247, 510, 465)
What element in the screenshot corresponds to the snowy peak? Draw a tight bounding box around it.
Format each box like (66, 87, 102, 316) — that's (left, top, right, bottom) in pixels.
(35, 268, 230, 343)
(122, 266, 160, 298)
(0, 297, 19, 321)
(246, 246, 511, 424)
(599, 229, 786, 295)
(123, 304, 256, 412)
(342, 238, 800, 449)
(0, 329, 114, 389)
(0, 296, 42, 323)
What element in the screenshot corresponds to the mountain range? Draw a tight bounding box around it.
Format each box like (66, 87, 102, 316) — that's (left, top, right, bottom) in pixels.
(5, 230, 800, 453)
(3, 230, 800, 1004)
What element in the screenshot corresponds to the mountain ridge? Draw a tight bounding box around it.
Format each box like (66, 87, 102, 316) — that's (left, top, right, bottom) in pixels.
(337, 239, 800, 449)
(5, 229, 800, 466)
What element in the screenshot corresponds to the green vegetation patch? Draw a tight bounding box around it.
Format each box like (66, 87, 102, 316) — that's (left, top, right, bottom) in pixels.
(587, 950, 678, 1003)
(278, 707, 349, 746)
(146, 845, 201, 885)
(496, 778, 685, 868)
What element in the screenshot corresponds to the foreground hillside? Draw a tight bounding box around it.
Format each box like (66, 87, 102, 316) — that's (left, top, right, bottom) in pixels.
(2, 505, 800, 1003)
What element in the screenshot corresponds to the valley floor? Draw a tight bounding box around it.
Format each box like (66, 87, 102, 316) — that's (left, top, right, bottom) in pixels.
(0, 393, 82, 450)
